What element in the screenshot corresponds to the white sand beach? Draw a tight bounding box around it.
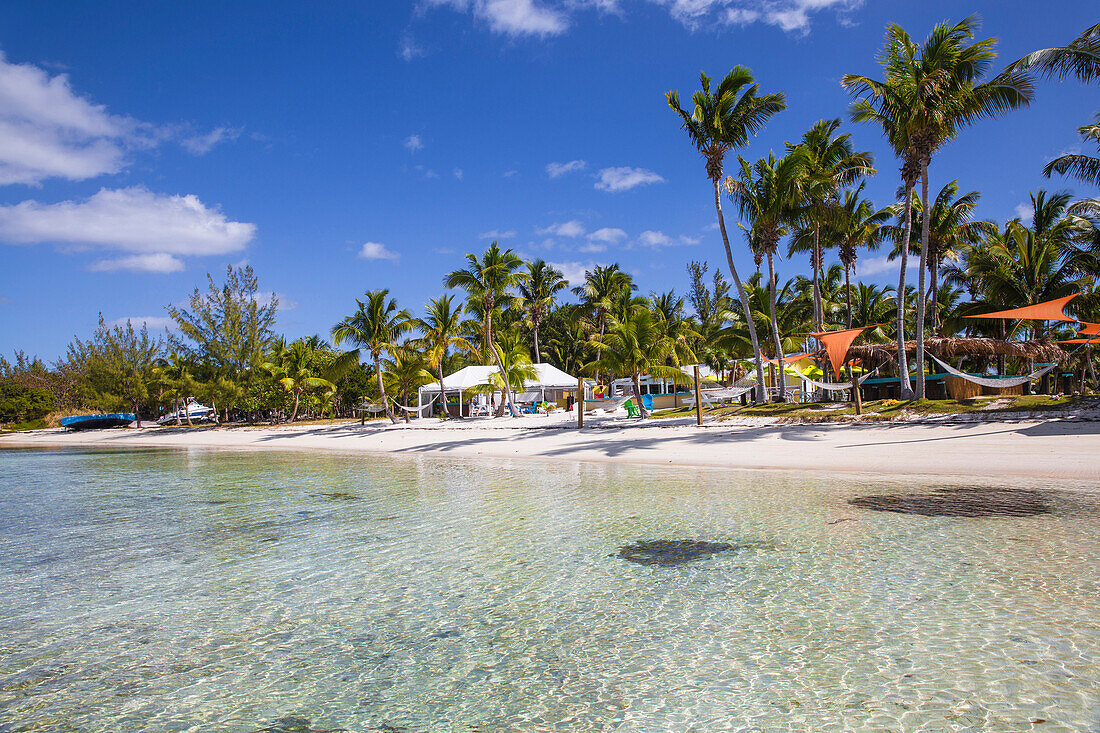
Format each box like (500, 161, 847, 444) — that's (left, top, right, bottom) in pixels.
(4, 414, 1098, 480)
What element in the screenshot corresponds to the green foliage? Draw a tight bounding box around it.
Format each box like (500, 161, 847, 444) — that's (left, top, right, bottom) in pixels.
(64, 316, 164, 421)
(0, 381, 54, 423)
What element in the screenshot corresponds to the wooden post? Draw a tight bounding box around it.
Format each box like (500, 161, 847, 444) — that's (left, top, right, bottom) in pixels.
(853, 367, 863, 415)
(694, 365, 703, 427)
(577, 376, 584, 429)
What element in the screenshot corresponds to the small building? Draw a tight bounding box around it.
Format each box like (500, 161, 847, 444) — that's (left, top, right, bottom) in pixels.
(419, 363, 592, 417)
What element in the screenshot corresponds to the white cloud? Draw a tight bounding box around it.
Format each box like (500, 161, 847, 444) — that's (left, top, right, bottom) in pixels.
(636, 230, 699, 248)
(453, 167, 464, 180)
(502, 169, 518, 178)
(358, 241, 400, 261)
(549, 260, 603, 285)
(479, 228, 517, 239)
(90, 253, 185, 273)
(109, 315, 176, 330)
(399, 35, 427, 61)
(404, 134, 423, 152)
(536, 220, 586, 237)
(181, 126, 241, 155)
(654, 0, 860, 33)
(1015, 202, 1034, 225)
(855, 255, 896, 278)
(587, 227, 628, 244)
(0, 51, 153, 185)
(0, 187, 256, 263)
(546, 159, 586, 178)
(595, 166, 665, 192)
(579, 242, 607, 253)
(426, 0, 569, 36)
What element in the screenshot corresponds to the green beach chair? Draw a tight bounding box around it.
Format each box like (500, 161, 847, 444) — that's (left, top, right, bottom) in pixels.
(624, 398, 640, 418)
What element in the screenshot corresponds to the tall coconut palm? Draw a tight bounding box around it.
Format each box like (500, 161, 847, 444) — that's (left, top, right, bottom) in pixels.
(667, 68, 786, 402)
(445, 241, 525, 417)
(845, 16, 1032, 398)
(588, 305, 689, 418)
(786, 119, 875, 329)
(415, 294, 476, 420)
(517, 259, 567, 363)
(830, 185, 892, 328)
(331, 289, 411, 423)
(725, 151, 807, 399)
(848, 283, 897, 339)
(572, 264, 635, 387)
(648, 290, 700, 368)
(483, 333, 539, 411)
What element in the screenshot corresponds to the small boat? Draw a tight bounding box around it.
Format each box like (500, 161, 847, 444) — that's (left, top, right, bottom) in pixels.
(157, 400, 215, 425)
(60, 414, 136, 430)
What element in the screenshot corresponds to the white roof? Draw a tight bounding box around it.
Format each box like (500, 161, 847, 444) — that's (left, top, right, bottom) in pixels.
(422, 363, 580, 392)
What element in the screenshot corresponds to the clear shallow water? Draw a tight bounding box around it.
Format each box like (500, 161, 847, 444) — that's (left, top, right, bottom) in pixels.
(0, 448, 1098, 732)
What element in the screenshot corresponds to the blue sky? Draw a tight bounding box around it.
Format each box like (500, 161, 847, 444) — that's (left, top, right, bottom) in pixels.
(0, 0, 1095, 359)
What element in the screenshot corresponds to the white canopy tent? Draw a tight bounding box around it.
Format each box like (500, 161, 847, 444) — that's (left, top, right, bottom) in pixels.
(419, 364, 592, 416)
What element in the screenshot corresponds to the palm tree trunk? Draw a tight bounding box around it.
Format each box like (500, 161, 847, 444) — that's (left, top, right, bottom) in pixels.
(713, 177, 767, 403)
(930, 256, 940, 334)
(812, 227, 823, 329)
(914, 160, 931, 400)
(766, 251, 785, 401)
(491, 342, 520, 417)
(844, 264, 853, 329)
(1088, 344, 1096, 390)
(896, 180, 915, 400)
(174, 396, 181, 425)
(633, 373, 647, 418)
(438, 365, 448, 420)
(533, 318, 542, 363)
(185, 394, 193, 426)
(290, 390, 301, 422)
(133, 399, 141, 428)
(375, 355, 397, 423)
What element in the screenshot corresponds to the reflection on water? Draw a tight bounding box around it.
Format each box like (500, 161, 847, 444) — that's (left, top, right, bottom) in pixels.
(0, 447, 1098, 732)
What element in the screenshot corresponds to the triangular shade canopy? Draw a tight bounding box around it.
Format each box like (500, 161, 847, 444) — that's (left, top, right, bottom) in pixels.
(1078, 321, 1100, 336)
(1057, 338, 1100, 344)
(963, 294, 1078, 322)
(803, 327, 870, 381)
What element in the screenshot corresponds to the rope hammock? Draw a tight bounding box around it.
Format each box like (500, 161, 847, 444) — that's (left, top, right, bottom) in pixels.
(683, 385, 756, 408)
(797, 365, 883, 392)
(585, 395, 634, 413)
(926, 353, 1056, 389)
(356, 402, 387, 413)
(391, 393, 441, 414)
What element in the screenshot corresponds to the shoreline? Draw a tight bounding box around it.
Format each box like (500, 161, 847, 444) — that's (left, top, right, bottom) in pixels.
(3, 415, 1099, 480)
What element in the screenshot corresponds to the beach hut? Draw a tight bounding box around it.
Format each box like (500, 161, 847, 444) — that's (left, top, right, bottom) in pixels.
(419, 364, 591, 416)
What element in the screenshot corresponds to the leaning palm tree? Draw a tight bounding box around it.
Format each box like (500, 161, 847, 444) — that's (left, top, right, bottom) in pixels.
(786, 119, 876, 329)
(483, 333, 539, 414)
(415, 294, 476, 420)
(1007, 22, 1100, 84)
(572, 264, 635, 387)
(445, 241, 525, 417)
(331, 289, 411, 423)
(382, 344, 436, 424)
(648, 290, 700, 368)
(845, 15, 1032, 398)
(261, 339, 337, 423)
(517, 259, 567, 363)
(1044, 115, 1100, 188)
(588, 305, 689, 418)
(667, 68, 786, 402)
(725, 150, 807, 400)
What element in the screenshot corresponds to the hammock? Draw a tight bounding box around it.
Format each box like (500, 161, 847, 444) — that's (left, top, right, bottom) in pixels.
(926, 353, 1056, 389)
(391, 393, 441, 415)
(585, 395, 634, 413)
(356, 402, 387, 413)
(683, 385, 757, 409)
(797, 366, 882, 392)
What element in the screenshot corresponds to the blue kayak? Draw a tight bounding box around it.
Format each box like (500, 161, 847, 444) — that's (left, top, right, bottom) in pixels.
(60, 414, 136, 430)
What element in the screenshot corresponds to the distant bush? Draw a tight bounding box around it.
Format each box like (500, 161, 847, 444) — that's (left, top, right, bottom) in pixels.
(0, 381, 55, 423)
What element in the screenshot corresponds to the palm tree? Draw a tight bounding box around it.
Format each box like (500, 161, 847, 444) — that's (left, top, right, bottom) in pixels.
(262, 339, 337, 423)
(848, 283, 897, 338)
(483, 333, 539, 413)
(845, 16, 1032, 398)
(725, 151, 807, 399)
(830, 185, 892, 328)
(667, 68, 786, 402)
(588, 305, 689, 418)
(382, 344, 436, 423)
(1008, 22, 1100, 84)
(786, 119, 875, 329)
(572, 264, 635, 387)
(648, 290, 700, 368)
(331, 289, 411, 423)
(445, 241, 525, 417)
(517, 259, 567, 363)
(1044, 115, 1100, 188)
(886, 181, 996, 332)
(415, 294, 476, 420)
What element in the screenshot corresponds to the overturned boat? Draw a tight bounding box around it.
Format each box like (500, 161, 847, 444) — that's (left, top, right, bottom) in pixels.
(60, 414, 135, 430)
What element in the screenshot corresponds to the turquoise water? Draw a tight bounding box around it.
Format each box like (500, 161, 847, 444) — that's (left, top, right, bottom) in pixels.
(1, 447, 1098, 732)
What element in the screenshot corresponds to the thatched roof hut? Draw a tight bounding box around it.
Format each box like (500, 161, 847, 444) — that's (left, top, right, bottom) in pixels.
(848, 337, 1067, 368)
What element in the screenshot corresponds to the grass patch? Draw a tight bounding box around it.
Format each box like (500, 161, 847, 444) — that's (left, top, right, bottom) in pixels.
(0, 418, 48, 432)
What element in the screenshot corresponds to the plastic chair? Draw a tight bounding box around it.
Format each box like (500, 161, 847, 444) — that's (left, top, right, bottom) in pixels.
(624, 398, 640, 418)
(641, 394, 653, 412)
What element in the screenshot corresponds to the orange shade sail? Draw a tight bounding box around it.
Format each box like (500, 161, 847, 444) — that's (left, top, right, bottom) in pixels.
(1077, 321, 1100, 336)
(802, 327, 871, 381)
(764, 351, 818, 366)
(963, 293, 1079, 322)
(1057, 338, 1100, 344)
